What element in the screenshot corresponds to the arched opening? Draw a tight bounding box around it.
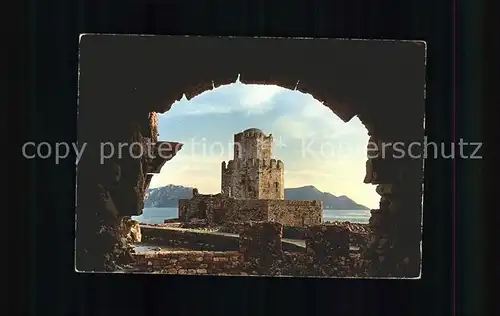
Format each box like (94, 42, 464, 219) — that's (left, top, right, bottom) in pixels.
(141, 79, 378, 227)
(76, 36, 425, 277)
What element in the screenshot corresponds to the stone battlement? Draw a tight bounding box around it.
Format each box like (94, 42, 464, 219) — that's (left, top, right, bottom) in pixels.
(133, 222, 368, 277)
(232, 127, 273, 161)
(179, 195, 322, 227)
(234, 128, 272, 141)
(222, 158, 284, 171)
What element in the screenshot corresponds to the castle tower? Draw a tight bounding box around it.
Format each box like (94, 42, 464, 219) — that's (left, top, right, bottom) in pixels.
(221, 128, 284, 200)
(233, 128, 273, 160)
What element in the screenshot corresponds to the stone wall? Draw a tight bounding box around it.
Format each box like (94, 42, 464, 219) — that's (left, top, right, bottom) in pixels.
(178, 193, 233, 223)
(279, 252, 369, 277)
(305, 225, 350, 262)
(122, 218, 142, 243)
(325, 221, 371, 247)
(282, 226, 307, 239)
(221, 159, 261, 199)
(362, 136, 424, 277)
(148, 112, 159, 139)
(221, 128, 284, 200)
(233, 129, 273, 160)
(220, 161, 231, 197)
(135, 222, 372, 277)
(141, 226, 239, 251)
(178, 199, 190, 221)
(225, 199, 269, 222)
(279, 224, 369, 277)
(133, 251, 245, 275)
(239, 221, 283, 274)
(267, 200, 323, 226)
(221, 158, 285, 200)
(179, 196, 269, 224)
(247, 223, 368, 247)
(75, 104, 182, 271)
(132, 250, 368, 277)
(132, 251, 369, 277)
(258, 159, 285, 200)
(179, 196, 322, 227)
(218, 221, 246, 234)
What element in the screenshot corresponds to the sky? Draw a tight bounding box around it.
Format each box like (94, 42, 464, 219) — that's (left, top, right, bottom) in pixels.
(149, 78, 379, 209)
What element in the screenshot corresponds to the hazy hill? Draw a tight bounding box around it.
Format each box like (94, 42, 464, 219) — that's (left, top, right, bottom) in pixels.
(144, 184, 369, 210)
(284, 185, 369, 210)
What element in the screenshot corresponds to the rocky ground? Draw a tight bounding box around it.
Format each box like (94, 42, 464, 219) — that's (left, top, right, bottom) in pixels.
(130, 219, 373, 277)
(324, 221, 371, 234)
(130, 251, 370, 277)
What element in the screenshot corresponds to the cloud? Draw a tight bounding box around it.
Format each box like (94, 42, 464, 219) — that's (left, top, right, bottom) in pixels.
(162, 82, 286, 118)
(272, 116, 317, 139)
(262, 89, 367, 141)
(149, 153, 223, 193)
(239, 84, 285, 113)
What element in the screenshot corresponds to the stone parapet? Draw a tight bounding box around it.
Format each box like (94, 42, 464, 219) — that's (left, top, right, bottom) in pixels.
(133, 251, 245, 275)
(305, 225, 350, 262)
(239, 221, 283, 273)
(141, 226, 239, 251)
(132, 250, 370, 277)
(178, 195, 322, 227)
(267, 200, 323, 226)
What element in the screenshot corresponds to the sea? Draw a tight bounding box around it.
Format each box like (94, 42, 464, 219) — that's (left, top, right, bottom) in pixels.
(133, 207, 370, 225)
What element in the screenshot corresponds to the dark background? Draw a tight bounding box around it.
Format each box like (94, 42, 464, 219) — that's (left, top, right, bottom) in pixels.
(14, 0, 486, 315)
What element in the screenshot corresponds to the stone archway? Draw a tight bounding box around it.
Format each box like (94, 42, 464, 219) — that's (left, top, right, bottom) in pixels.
(77, 35, 426, 277)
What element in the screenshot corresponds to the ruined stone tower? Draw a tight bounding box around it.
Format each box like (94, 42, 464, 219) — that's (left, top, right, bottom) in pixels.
(221, 128, 284, 200)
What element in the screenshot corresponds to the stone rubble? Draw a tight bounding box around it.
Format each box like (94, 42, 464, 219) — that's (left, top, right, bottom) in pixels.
(132, 221, 375, 276)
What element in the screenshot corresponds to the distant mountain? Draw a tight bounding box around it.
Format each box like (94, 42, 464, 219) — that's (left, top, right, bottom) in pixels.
(144, 184, 369, 210)
(144, 185, 193, 208)
(284, 185, 369, 210)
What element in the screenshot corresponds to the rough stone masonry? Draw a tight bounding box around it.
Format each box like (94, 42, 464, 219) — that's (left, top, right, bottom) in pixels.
(178, 128, 323, 227)
(78, 37, 425, 276)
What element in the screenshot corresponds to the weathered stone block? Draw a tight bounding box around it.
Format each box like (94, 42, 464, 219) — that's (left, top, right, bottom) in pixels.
(122, 218, 142, 243)
(239, 221, 283, 269)
(179, 195, 322, 227)
(305, 225, 349, 262)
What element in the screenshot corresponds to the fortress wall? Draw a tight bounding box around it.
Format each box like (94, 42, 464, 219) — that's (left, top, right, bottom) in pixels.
(239, 221, 283, 271)
(221, 161, 230, 196)
(228, 160, 260, 199)
(203, 195, 233, 224)
(224, 199, 269, 222)
(133, 250, 367, 277)
(233, 129, 272, 160)
(179, 194, 233, 224)
(224, 158, 279, 170)
(233, 132, 244, 159)
(178, 195, 211, 220)
(179, 194, 269, 225)
(181, 196, 323, 228)
(178, 199, 190, 221)
(257, 134, 273, 160)
(133, 251, 245, 275)
(267, 200, 323, 227)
